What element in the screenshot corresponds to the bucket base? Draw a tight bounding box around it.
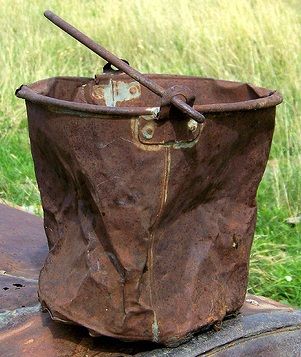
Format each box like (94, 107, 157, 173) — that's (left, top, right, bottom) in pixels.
(1, 204, 300, 356)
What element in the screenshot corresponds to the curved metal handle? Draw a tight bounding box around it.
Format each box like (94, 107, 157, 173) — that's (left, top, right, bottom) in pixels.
(103, 60, 129, 74)
(44, 10, 205, 123)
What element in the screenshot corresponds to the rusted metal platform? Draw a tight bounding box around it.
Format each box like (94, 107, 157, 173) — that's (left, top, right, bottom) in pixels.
(1, 203, 301, 356)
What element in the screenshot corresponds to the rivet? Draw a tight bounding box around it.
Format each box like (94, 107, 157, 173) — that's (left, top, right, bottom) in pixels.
(129, 86, 137, 95)
(142, 125, 154, 139)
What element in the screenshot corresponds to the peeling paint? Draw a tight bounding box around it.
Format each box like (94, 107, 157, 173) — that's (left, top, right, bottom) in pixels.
(0, 304, 41, 329)
(152, 313, 160, 343)
(91, 80, 141, 107)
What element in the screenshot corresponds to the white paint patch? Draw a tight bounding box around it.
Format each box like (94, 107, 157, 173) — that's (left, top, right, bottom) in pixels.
(152, 312, 160, 343)
(92, 80, 141, 107)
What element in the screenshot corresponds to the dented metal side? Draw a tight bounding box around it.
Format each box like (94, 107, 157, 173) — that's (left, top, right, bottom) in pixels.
(1, 204, 300, 356)
(15, 74, 283, 345)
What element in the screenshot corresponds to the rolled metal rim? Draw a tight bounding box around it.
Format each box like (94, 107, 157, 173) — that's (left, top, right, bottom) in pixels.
(16, 74, 283, 118)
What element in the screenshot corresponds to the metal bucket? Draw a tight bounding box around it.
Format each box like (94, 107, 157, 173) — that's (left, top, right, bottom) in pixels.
(16, 11, 282, 346)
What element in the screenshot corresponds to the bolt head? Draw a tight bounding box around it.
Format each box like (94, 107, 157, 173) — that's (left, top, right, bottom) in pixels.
(142, 125, 154, 139)
(129, 86, 137, 95)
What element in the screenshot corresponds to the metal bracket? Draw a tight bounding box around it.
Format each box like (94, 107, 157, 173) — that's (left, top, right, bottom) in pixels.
(158, 85, 196, 121)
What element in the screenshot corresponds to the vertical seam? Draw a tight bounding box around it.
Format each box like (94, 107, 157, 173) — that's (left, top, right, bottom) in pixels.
(148, 146, 171, 342)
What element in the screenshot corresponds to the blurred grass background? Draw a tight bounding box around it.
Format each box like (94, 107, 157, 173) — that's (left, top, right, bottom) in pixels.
(0, 0, 300, 306)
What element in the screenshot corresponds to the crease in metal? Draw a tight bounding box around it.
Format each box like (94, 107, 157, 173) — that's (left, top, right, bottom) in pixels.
(149, 147, 171, 342)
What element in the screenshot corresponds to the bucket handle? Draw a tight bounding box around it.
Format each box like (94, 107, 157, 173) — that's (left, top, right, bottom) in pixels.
(103, 60, 129, 74)
(44, 10, 205, 124)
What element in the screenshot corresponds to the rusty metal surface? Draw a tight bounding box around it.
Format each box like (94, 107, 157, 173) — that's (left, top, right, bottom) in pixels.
(15, 71, 283, 345)
(43, 10, 205, 123)
(0, 204, 47, 279)
(204, 329, 301, 357)
(2, 307, 301, 357)
(147, 312, 301, 357)
(16, 75, 282, 117)
(1, 204, 300, 356)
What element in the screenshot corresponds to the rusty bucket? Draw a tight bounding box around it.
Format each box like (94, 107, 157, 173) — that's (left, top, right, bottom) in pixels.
(16, 11, 282, 346)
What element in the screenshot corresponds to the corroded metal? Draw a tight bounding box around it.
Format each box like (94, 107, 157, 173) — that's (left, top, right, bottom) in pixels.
(43, 10, 205, 123)
(1, 204, 301, 357)
(13, 9, 285, 346)
(16, 72, 282, 345)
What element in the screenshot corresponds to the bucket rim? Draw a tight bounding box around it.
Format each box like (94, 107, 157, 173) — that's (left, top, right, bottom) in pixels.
(16, 74, 283, 118)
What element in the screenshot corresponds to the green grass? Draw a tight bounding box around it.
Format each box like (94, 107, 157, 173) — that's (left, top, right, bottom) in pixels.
(0, 0, 300, 306)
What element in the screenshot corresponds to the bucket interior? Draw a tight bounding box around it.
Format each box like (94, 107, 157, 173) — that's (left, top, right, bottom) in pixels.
(28, 74, 274, 109)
